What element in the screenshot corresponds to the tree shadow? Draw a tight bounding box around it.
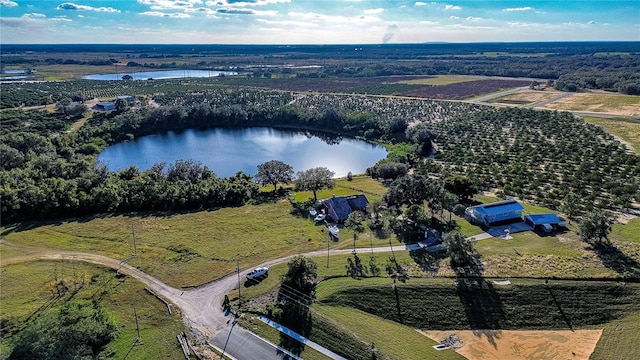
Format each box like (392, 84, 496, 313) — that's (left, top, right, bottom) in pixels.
(409, 249, 443, 275)
(275, 302, 312, 356)
(589, 242, 640, 280)
(452, 251, 505, 349)
(545, 284, 573, 330)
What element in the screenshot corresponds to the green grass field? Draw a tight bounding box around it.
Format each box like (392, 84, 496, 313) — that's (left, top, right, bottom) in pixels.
(0, 261, 185, 360)
(583, 116, 640, 155)
(292, 175, 388, 203)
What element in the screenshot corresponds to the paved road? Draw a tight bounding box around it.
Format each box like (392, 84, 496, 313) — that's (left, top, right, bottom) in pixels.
(211, 320, 301, 360)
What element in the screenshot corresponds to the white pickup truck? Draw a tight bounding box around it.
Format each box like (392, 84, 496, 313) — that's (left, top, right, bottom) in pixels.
(246, 267, 269, 280)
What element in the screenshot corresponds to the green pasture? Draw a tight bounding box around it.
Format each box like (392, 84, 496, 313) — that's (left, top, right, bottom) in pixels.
(0, 261, 185, 360)
(583, 116, 640, 155)
(291, 175, 388, 203)
(1, 197, 396, 288)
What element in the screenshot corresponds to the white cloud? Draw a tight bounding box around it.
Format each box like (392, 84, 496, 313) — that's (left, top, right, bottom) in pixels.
(588, 20, 596, 24)
(363, 8, 384, 15)
(414, 2, 427, 6)
(287, 11, 380, 25)
(449, 15, 459, 20)
(216, 8, 277, 15)
(141, 11, 191, 18)
(138, 0, 202, 10)
(1, 0, 18, 7)
(50, 16, 72, 22)
(207, 0, 290, 6)
(57, 3, 120, 12)
(444, 4, 461, 10)
(24, 13, 46, 18)
(503, 7, 533, 12)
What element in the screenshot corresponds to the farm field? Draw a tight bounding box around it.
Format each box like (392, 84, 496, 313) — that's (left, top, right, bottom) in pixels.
(395, 75, 482, 86)
(540, 92, 640, 116)
(488, 89, 565, 106)
(582, 116, 640, 154)
(402, 79, 532, 100)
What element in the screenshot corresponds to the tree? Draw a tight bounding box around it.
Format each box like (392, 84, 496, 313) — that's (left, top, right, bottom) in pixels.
(560, 192, 581, 224)
(281, 255, 318, 300)
(9, 300, 118, 359)
(294, 167, 335, 202)
(121, 74, 133, 80)
(345, 210, 366, 252)
(384, 174, 430, 207)
(443, 231, 476, 267)
(444, 175, 477, 203)
(255, 160, 294, 192)
(578, 210, 614, 244)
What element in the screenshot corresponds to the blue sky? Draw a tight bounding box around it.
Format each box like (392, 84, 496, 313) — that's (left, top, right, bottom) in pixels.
(1, 1, 638, 44)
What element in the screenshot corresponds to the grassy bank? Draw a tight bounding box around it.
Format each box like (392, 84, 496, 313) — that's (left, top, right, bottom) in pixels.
(0, 261, 185, 360)
(316, 277, 640, 330)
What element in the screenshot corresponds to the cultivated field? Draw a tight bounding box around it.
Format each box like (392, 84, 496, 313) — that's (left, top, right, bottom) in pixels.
(396, 75, 482, 86)
(488, 89, 565, 106)
(540, 92, 640, 116)
(583, 116, 640, 154)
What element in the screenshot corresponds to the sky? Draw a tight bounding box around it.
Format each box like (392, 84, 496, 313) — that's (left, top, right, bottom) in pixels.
(0, 0, 638, 44)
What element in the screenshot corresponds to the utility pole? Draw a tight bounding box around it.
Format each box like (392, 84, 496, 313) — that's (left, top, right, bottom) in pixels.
(236, 257, 241, 313)
(327, 232, 330, 268)
(131, 223, 137, 256)
(134, 307, 141, 342)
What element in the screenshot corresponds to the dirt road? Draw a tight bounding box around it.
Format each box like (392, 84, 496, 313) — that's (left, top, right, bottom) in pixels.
(0, 240, 421, 340)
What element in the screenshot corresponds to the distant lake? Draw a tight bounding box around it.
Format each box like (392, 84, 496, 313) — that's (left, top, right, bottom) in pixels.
(83, 69, 238, 81)
(98, 127, 387, 178)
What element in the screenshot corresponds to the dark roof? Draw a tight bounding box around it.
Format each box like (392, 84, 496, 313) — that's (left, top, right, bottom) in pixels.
(473, 199, 524, 217)
(346, 194, 369, 211)
(525, 213, 562, 225)
(321, 194, 369, 222)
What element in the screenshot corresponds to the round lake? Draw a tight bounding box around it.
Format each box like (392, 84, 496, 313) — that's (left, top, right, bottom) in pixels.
(98, 127, 387, 178)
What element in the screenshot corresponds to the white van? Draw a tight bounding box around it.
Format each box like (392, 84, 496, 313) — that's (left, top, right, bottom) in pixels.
(246, 267, 269, 280)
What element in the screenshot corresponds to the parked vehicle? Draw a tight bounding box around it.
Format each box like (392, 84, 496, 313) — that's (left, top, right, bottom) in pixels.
(246, 267, 269, 280)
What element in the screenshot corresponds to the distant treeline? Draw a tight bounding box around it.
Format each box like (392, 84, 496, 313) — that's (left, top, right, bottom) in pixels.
(3, 42, 639, 94)
(2, 42, 638, 56)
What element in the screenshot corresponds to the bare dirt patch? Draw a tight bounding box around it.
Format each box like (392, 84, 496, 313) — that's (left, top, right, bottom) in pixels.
(420, 329, 602, 360)
(540, 92, 640, 116)
(490, 89, 565, 105)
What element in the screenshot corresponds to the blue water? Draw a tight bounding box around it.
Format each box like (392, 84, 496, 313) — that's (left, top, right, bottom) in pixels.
(83, 69, 238, 81)
(98, 127, 387, 178)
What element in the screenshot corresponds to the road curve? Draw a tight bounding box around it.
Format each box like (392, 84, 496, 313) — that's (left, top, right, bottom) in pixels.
(0, 241, 422, 339)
